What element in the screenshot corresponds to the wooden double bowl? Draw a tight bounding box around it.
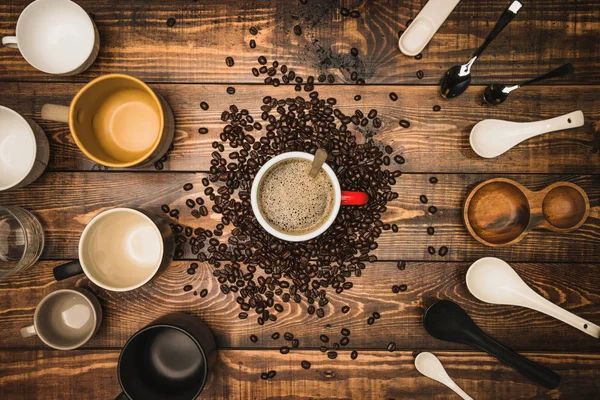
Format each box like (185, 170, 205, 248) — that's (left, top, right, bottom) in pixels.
(464, 178, 590, 247)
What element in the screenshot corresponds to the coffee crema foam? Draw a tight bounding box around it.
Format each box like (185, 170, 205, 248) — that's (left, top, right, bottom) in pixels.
(258, 158, 335, 235)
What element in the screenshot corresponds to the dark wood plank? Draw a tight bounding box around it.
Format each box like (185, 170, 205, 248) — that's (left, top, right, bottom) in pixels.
(1, 0, 599, 84)
(1, 349, 599, 399)
(1, 82, 598, 173)
(1, 260, 598, 352)
(0, 172, 597, 262)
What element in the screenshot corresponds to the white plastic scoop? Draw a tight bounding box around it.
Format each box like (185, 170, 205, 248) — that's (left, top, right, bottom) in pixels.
(467, 257, 600, 339)
(470, 110, 584, 158)
(415, 352, 474, 400)
(398, 0, 461, 56)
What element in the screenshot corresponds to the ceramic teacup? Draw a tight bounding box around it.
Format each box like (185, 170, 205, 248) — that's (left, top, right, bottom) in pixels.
(20, 288, 102, 350)
(41, 74, 175, 168)
(1, 0, 99, 75)
(53, 208, 174, 291)
(251, 151, 368, 242)
(0, 105, 49, 191)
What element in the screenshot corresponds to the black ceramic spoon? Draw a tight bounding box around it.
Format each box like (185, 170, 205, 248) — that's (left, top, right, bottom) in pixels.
(423, 300, 560, 389)
(483, 63, 575, 104)
(440, 0, 523, 99)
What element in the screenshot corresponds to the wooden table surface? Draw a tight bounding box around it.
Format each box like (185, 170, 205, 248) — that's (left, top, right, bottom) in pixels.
(1, 0, 599, 399)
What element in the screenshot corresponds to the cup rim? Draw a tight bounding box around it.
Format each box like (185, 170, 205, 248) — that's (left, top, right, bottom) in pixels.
(0, 106, 37, 191)
(250, 151, 341, 242)
(78, 208, 164, 291)
(117, 324, 209, 399)
(15, 0, 95, 75)
(33, 288, 98, 350)
(68, 73, 165, 168)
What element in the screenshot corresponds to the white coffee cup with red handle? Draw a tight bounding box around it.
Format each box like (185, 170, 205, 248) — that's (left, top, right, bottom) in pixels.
(251, 151, 368, 242)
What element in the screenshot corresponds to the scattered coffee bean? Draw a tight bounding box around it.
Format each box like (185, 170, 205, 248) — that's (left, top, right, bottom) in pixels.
(293, 25, 302, 35)
(415, 53, 423, 60)
(439, 246, 448, 257)
(258, 56, 267, 65)
(225, 57, 234, 67)
(272, 332, 280, 340)
(406, 18, 414, 27)
(429, 176, 438, 184)
(166, 18, 176, 27)
(340, 337, 350, 346)
(397, 261, 406, 270)
(427, 227, 435, 235)
(354, 95, 361, 101)
(367, 317, 375, 325)
(327, 351, 338, 359)
(301, 361, 311, 369)
(261, 372, 268, 380)
(200, 101, 209, 110)
(239, 312, 248, 319)
(399, 119, 410, 128)
(389, 92, 398, 101)
(420, 195, 428, 204)
(399, 284, 407, 292)
(183, 183, 193, 191)
(341, 328, 350, 336)
(350, 10, 360, 18)
(387, 342, 396, 352)
(427, 246, 436, 255)
(372, 312, 380, 319)
(320, 334, 329, 343)
(200, 289, 208, 298)
(341, 306, 350, 313)
(351, 350, 358, 360)
(284, 332, 294, 341)
(198, 127, 209, 134)
(249, 39, 256, 49)
(226, 87, 236, 94)
(249, 27, 258, 35)
(292, 339, 299, 348)
(416, 70, 424, 79)
(428, 206, 437, 214)
(267, 370, 276, 379)
(184, 285, 192, 292)
(250, 334, 258, 343)
(280, 346, 290, 354)
(161, 204, 170, 213)
(350, 47, 358, 57)
(320, 346, 328, 352)
(394, 155, 405, 164)
(433, 105, 441, 112)
(392, 285, 399, 293)
(340, 7, 350, 16)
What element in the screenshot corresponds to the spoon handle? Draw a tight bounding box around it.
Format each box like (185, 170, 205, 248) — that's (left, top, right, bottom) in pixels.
(514, 110, 585, 142)
(520, 63, 574, 87)
(472, 333, 560, 389)
(523, 293, 600, 339)
(446, 380, 474, 400)
(473, 1, 522, 58)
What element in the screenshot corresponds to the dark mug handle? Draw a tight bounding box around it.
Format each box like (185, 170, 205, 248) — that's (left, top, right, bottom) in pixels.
(53, 260, 84, 281)
(114, 392, 129, 400)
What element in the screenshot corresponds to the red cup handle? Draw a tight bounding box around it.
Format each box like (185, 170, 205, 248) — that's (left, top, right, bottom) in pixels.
(341, 191, 369, 206)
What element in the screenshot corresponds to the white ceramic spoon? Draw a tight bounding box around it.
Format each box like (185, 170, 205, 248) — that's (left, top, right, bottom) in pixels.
(467, 257, 600, 339)
(470, 110, 584, 158)
(415, 352, 474, 400)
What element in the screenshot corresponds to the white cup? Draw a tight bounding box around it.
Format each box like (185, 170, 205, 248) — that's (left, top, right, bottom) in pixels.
(0, 105, 49, 191)
(251, 152, 368, 242)
(53, 208, 174, 292)
(2, 0, 99, 75)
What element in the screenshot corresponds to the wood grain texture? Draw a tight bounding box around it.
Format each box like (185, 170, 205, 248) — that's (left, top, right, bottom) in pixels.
(1, 349, 599, 400)
(0, 172, 597, 262)
(0, 0, 599, 84)
(1, 260, 598, 352)
(0, 82, 598, 173)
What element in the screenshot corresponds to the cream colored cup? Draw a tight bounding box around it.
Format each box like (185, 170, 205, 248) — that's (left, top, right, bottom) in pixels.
(41, 74, 175, 168)
(53, 208, 174, 291)
(0, 105, 49, 191)
(1, 0, 99, 75)
(20, 288, 102, 350)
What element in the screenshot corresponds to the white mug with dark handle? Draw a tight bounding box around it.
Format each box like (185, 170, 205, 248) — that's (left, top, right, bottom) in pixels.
(2, 0, 100, 75)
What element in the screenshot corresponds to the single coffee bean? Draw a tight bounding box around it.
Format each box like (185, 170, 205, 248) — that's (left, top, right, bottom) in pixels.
(397, 261, 406, 270)
(320, 346, 328, 352)
(258, 56, 267, 65)
(340, 337, 350, 346)
(320, 334, 329, 343)
(249, 39, 256, 49)
(292, 339, 299, 348)
(350, 10, 360, 18)
(239, 312, 248, 319)
(415, 53, 423, 60)
(392, 285, 399, 293)
(200, 101, 209, 110)
(399, 119, 410, 128)
(420, 195, 428, 204)
(392, 224, 398, 233)
(301, 361, 311, 370)
(428, 206, 437, 214)
(184, 285, 192, 292)
(161, 204, 170, 213)
(183, 183, 193, 191)
(280, 346, 290, 354)
(367, 317, 375, 325)
(438, 246, 448, 257)
(198, 127, 209, 134)
(433, 105, 441, 112)
(387, 342, 396, 352)
(372, 312, 380, 319)
(166, 18, 176, 27)
(350, 47, 358, 57)
(416, 70, 424, 79)
(267, 370, 276, 379)
(226, 87, 236, 94)
(200, 289, 208, 297)
(429, 176, 438, 184)
(294, 25, 302, 35)
(261, 372, 268, 380)
(427, 246, 435, 255)
(249, 27, 258, 35)
(399, 284, 407, 292)
(284, 332, 294, 341)
(354, 95, 361, 101)
(340, 7, 350, 16)
(225, 57, 234, 67)
(341, 328, 350, 336)
(351, 350, 358, 360)
(250, 334, 258, 343)
(356, 78, 365, 85)
(389, 92, 398, 101)
(327, 351, 338, 359)
(394, 155, 405, 164)
(272, 332, 280, 340)
(427, 226, 435, 235)
(341, 305, 350, 313)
